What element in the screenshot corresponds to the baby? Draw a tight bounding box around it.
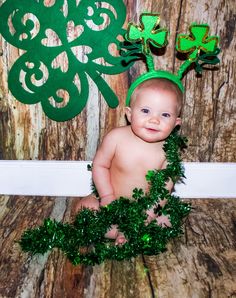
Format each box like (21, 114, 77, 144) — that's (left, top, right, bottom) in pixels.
(76, 77, 182, 244)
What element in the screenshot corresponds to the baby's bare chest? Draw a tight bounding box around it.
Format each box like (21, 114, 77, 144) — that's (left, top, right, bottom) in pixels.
(112, 143, 166, 174)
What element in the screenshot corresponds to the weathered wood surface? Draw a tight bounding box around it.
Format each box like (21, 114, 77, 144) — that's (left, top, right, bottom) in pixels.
(0, 1, 235, 298)
(0, 0, 235, 162)
(0, 197, 235, 298)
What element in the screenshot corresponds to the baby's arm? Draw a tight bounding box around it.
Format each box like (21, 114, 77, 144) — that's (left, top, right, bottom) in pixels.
(93, 129, 127, 243)
(92, 130, 117, 206)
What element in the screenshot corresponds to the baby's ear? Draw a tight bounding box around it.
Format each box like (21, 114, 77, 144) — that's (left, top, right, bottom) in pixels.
(175, 117, 182, 126)
(125, 107, 132, 123)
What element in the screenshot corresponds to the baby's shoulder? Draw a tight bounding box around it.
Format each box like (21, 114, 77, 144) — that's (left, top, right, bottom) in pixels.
(105, 126, 130, 141)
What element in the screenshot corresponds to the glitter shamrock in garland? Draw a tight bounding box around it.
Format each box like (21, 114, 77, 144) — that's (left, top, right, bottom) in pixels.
(0, 0, 133, 121)
(19, 13, 220, 265)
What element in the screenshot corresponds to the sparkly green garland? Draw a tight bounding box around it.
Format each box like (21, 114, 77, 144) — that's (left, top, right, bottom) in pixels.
(19, 128, 191, 265)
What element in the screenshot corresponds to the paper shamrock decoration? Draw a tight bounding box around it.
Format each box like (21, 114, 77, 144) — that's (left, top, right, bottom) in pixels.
(0, 0, 132, 121)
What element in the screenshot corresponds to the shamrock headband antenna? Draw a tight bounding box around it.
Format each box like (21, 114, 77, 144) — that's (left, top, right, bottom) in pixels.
(122, 13, 220, 106)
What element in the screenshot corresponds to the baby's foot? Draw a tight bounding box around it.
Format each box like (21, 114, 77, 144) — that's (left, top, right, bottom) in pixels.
(156, 214, 172, 228)
(104, 226, 127, 245)
(115, 232, 127, 246)
(74, 194, 99, 213)
(105, 225, 119, 239)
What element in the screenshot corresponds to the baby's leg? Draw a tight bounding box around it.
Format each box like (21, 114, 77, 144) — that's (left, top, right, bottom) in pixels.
(75, 196, 127, 244)
(146, 199, 168, 220)
(146, 201, 171, 228)
(156, 214, 171, 227)
(75, 194, 99, 213)
(146, 207, 157, 224)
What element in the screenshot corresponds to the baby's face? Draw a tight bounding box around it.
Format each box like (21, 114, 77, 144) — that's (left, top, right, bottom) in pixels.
(126, 87, 181, 143)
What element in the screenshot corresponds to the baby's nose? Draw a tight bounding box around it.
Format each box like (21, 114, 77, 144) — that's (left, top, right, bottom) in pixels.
(149, 116, 160, 124)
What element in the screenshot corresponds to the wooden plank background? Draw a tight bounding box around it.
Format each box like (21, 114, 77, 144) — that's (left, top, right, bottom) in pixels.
(0, 0, 235, 162)
(0, 0, 235, 297)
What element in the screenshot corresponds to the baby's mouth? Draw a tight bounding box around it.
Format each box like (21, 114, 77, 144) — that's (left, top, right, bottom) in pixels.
(146, 127, 159, 132)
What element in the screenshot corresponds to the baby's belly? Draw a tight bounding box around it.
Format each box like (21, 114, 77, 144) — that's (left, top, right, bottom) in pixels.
(111, 172, 149, 199)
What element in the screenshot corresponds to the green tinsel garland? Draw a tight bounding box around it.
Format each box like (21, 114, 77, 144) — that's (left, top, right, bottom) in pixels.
(19, 128, 191, 265)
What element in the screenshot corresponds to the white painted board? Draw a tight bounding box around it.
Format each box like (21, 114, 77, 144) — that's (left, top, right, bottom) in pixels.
(0, 161, 235, 198)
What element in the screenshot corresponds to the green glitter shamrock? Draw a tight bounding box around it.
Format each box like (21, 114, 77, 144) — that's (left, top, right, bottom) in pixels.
(126, 13, 168, 71)
(176, 23, 220, 78)
(0, 0, 132, 121)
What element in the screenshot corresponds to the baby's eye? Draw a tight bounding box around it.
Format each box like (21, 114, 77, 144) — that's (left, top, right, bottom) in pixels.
(162, 112, 171, 118)
(141, 108, 150, 114)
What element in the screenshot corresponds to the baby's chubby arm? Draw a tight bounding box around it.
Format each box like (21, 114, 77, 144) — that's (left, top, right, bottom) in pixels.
(92, 129, 118, 206)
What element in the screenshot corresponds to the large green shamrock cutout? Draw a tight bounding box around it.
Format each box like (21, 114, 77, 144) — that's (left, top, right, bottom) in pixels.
(176, 23, 219, 61)
(0, 0, 131, 121)
(126, 13, 168, 55)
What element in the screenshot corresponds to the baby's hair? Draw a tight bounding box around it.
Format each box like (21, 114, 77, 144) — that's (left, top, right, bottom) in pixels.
(130, 78, 183, 114)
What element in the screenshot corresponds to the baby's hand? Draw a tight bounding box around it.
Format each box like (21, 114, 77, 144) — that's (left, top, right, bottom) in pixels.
(100, 194, 116, 207)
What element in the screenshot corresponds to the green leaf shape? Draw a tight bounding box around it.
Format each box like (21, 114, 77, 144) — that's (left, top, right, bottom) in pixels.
(0, 0, 132, 121)
(126, 13, 168, 54)
(176, 23, 219, 61)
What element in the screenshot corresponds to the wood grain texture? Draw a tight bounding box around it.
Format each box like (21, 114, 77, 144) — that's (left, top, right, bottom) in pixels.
(0, 1, 235, 297)
(0, 197, 235, 298)
(0, 0, 235, 162)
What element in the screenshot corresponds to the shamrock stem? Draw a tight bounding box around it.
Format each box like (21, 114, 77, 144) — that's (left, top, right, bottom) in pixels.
(177, 59, 192, 79)
(90, 70, 119, 108)
(146, 54, 155, 72)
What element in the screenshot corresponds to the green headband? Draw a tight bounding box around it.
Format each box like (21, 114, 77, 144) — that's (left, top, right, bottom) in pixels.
(126, 71, 184, 106)
(123, 13, 220, 106)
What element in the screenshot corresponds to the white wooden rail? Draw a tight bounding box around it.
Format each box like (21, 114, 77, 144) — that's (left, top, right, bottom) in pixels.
(0, 161, 235, 198)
